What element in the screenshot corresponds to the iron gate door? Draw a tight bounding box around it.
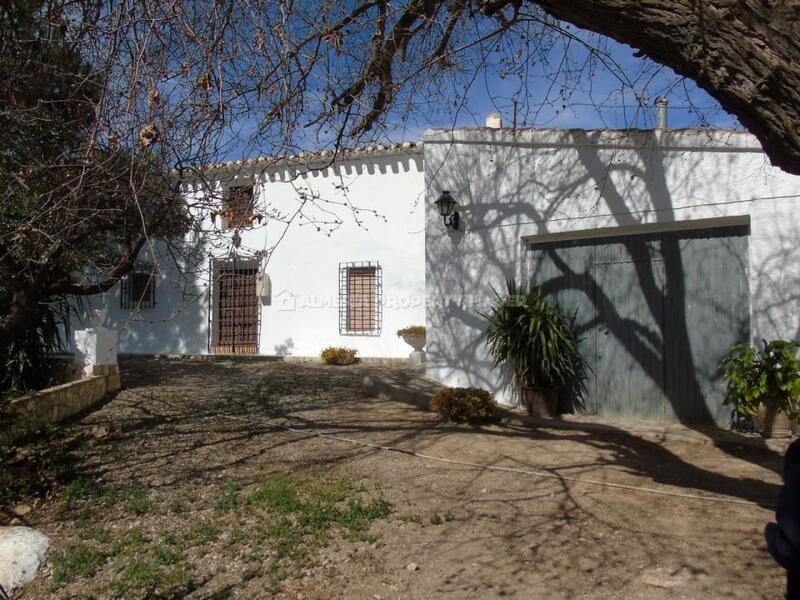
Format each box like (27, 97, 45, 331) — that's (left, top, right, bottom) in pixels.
(528, 224, 749, 425)
(211, 257, 261, 354)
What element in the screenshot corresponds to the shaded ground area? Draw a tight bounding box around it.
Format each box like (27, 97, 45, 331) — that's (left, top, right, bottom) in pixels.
(7, 357, 786, 599)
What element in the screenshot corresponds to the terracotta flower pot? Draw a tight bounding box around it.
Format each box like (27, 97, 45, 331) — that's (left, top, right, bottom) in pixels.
(757, 400, 795, 438)
(522, 387, 559, 418)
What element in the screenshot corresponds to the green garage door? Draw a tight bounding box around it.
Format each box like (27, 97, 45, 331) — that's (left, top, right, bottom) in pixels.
(528, 225, 750, 425)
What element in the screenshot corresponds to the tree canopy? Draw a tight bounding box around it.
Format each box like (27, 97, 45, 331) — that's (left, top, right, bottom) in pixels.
(0, 1, 186, 391)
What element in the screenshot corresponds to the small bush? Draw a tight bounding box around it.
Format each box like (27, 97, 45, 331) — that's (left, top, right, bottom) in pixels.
(429, 387, 496, 422)
(320, 347, 358, 366)
(396, 325, 425, 337)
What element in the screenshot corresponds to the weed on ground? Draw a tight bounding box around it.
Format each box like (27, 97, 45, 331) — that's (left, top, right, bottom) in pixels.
(42, 471, 390, 597)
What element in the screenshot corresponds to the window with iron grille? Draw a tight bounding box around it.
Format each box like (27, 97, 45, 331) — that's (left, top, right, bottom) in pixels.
(223, 185, 255, 229)
(120, 266, 156, 309)
(339, 262, 382, 335)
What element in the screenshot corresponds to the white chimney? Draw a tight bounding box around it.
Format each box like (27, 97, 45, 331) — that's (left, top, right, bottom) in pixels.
(486, 113, 502, 129)
(655, 96, 669, 129)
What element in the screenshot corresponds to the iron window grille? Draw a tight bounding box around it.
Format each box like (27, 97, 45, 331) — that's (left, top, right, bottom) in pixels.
(223, 185, 255, 229)
(339, 261, 382, 336)
(120, 264, 157, 309)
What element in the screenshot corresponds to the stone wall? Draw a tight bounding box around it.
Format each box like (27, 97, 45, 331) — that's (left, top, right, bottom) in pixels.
(1, 365, 121, 443)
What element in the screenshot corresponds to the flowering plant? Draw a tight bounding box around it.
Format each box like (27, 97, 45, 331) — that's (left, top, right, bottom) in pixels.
(721, 339, 800, 418)
(320, 347, 358, 365)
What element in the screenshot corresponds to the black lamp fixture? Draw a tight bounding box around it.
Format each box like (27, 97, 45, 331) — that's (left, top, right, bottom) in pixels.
(434, 190, 460, 230)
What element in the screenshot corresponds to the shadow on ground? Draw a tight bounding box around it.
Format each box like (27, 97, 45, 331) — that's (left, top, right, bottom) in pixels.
(85, 357, 782, 510)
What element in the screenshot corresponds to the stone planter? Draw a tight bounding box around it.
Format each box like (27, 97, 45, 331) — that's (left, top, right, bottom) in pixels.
(400, 333, 426, 366)
(401, 333, 425, 352)
(522, 387, 559, 418)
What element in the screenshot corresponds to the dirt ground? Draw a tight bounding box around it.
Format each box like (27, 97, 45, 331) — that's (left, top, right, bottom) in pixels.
(7, 357, 787, 599)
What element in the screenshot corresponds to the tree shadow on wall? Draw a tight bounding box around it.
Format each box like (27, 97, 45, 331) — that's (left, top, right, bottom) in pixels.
(425, 130, 799, 472)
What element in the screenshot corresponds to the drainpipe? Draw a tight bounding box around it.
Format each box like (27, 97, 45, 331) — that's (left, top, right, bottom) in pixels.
(655, 96, 669, 129)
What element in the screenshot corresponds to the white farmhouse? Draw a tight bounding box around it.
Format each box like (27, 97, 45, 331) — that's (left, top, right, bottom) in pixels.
(83, 116, 800, 425)
(92, 143, 426, 359)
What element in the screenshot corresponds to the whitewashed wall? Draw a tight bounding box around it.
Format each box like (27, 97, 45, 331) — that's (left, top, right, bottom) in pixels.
(248, 151, 426, 357)
(79, 236, 210, 355)
(423, 128, 800, 405)
(84, 149, 426, 358)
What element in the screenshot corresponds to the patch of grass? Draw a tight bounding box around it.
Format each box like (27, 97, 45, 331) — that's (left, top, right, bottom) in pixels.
(247, 476, 301, 513)
(84, 474, 392, 594)
(97, 481, 154, 514)
(111, 539, 193, 597)
(216, 482, 240, 512)
(307, 478, 354, 504)
(245, 474, 392, 585)
(50, 542, 105, 589)
(111, 526, 147, 557)
(75, 506, 96, 528)
(267, 514, 306, 562)
(159, 530, 179, 546)
(153, 542, 183, 566)
(221, 526, 248, 554)
(121, 483, 154, 515)
(169, 497, 189, 515)
(59, 522, 195, 598)
(63, 478, 98, 505)
(339, 498, 391, 532)
(160, 563, 194, 592)
(153, 530, 184, 566)
(191, 520, 220, 545)
(113, 559, 159, 596)
(75, 510, 110, 544)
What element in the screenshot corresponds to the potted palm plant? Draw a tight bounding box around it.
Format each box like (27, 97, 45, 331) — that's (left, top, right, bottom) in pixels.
(721, 339, 800, 438)
(481, 281, 587, 417)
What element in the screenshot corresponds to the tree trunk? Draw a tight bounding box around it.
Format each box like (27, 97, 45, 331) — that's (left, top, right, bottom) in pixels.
(0, 286, 36, 350)
(528, 0, 800, 175)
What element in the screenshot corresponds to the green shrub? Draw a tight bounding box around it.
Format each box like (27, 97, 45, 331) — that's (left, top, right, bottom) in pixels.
(429, 387, 496, 422)
(320, 347, 358, 365)
(722, 339, 800, 418)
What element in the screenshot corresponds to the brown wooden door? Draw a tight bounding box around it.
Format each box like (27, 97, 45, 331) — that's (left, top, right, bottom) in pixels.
(212, 261, 260, 354)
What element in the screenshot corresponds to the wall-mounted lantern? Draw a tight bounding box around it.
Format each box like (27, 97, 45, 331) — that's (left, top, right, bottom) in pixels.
(434, 190, 460, 230)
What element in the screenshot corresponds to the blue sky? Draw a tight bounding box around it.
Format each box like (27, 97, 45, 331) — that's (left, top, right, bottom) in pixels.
(385, 27, 740, 141)
(216, 16, 742, 160)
